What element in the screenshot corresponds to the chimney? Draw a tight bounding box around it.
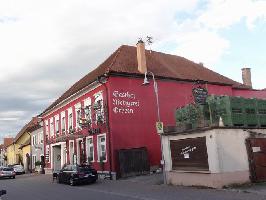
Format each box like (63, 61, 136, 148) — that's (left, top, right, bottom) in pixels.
(136, 39, 147, 74)
(242, 68, 252, 88)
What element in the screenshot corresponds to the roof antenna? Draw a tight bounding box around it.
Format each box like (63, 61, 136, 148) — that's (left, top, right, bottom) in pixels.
(146, 36, 153, 53)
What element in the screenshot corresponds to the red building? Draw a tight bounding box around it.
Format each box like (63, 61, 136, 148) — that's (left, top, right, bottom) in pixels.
(40, 41, 266, 178)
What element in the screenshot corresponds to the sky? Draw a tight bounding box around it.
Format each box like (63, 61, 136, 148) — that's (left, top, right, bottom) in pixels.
(0, 0, 266, 142)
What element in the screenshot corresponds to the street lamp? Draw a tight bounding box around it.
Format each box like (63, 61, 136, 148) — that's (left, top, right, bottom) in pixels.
(142, 71, 166, 184)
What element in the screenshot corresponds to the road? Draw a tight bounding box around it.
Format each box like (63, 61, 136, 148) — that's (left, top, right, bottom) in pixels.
(0, 174, 265, 200)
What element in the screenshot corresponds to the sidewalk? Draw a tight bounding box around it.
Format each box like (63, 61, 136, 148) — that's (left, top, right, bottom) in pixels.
(227, 182, 266, 197)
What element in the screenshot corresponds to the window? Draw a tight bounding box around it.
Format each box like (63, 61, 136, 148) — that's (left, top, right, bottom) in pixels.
(69, 141, 74, 165)
(32, 155, 36, 169)
(94, 91, 104, 124)
(50, 120, 54, 137)
(61, 117, 66, 132)
(84, 97, 92, 123)
(97, 134, 106, 161)
(39, 132, 43, 144)
(68, 113, 73, 130)
(45, 120, 49, 137)
(46, 145, 50, 163)
(86, 137, 94, 162)
(55, 119, 59, 134)
(32, 135, 36, 145)
(76, 110, 81, 128)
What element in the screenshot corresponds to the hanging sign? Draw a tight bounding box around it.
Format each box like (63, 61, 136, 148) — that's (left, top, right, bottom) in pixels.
(156, 122, 164, 134)
(192, 87, 208, 105)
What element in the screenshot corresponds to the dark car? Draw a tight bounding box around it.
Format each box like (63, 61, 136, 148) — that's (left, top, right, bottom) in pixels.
(57, 164, 97, 186)
(0, 167, 16, 179)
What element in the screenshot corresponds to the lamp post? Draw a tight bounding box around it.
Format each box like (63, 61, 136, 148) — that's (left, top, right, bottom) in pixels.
(142, 71, 166, 184)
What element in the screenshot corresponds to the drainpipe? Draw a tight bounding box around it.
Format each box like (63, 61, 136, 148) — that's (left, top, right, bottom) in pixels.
(97, 74, 113, 180)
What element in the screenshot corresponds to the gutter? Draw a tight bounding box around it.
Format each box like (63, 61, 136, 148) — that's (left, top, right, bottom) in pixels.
(97, 74, 113, 180)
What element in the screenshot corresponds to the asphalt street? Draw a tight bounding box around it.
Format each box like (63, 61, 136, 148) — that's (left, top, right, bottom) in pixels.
(0, 174, 265, 200)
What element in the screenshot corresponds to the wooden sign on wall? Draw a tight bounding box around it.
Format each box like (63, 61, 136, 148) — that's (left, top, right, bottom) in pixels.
(170, 137, 209, 171)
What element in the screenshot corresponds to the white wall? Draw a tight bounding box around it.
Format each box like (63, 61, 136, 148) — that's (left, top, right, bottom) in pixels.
(163, 128, 266, 174)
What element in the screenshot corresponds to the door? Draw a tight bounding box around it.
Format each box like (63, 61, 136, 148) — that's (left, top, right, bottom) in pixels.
(118, 147, 149, 178)
(246, 138, 266, 182)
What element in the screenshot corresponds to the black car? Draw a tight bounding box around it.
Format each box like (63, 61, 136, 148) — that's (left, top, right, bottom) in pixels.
(57, 164, 98, 186)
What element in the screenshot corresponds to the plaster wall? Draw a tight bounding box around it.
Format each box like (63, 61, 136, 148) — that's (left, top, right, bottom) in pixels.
(163, 128, 266, 188)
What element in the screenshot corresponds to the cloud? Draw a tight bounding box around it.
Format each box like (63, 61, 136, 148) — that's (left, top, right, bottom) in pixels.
(197, 0, 266, 30)
(0, 0, 265, 140)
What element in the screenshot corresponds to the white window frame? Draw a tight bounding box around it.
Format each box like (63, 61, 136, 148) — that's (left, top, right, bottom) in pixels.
(97, 133, 107, 162)
(50, 118, 54, 137)
(86, 136, 94, 162)
(69, 140, 75, 165)
(94, 91, 104, 124)
(68, 108, 73, 132)
(55, 115, 59, 135)
(61, 111, 66, 133)
(75, 103, 81, 129)
(46, 145, 50, 163)
(84, 97, 92, 122)
(32, 155, 36, 169)
(32, 135, 36, 146)
(39, 131, 43, 144)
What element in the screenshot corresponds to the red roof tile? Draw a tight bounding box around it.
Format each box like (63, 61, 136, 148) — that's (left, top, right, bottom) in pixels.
(42, 45, 247, 115)
(3, 138, 14, 147)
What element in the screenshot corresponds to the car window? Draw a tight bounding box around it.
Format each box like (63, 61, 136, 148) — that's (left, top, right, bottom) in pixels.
(78, 165, 92, 172)
(3, 168, 13, 171)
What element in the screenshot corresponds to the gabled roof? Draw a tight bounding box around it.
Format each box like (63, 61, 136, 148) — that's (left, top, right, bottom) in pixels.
(3, 138, 14, 148)
(42, 45, 248, 115)
(14, 117, 39, 142)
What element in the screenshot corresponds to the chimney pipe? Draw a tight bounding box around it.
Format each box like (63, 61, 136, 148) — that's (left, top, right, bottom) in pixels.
(242, 68, 252, 88)
(136, 39, 147, 74)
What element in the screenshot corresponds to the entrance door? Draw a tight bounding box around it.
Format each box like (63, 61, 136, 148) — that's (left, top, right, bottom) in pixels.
(53, 145, 61, 171)
(246, 138, 266, 182)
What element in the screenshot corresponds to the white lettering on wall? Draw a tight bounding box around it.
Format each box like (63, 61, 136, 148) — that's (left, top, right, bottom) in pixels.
(112, 90, 140, 114)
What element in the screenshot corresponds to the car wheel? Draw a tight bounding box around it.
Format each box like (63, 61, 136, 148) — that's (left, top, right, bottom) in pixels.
(69, 178, 75, 186)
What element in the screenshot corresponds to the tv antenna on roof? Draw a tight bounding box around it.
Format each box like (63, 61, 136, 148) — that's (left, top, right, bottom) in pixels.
(146, 36, 153, 53)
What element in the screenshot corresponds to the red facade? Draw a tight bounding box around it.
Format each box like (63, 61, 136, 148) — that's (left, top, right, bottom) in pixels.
(42, 74, 266, 177)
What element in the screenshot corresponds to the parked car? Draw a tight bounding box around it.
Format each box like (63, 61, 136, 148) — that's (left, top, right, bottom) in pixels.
(0, 167, 16, 179)
(12, 165, 25, 175)
(57, 164, 98, 186)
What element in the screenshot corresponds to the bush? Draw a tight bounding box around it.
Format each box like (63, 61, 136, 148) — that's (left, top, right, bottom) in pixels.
(35, 160, 42, 166)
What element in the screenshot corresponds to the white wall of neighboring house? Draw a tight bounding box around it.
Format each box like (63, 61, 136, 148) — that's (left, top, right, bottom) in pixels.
(162, 128, 266, 188)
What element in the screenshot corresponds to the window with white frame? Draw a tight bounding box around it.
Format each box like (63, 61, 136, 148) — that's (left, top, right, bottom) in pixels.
(97, 134, 106, 161)
(39, 132, 43, 144)
(46, 145, 50, 163)
(45, 120, 49, 136)
(75, 103, 81, 129)
(32, 135, 37, 145)
(86, 137, 94, 162)
(50, 119, 54, 137)
(68, 113, 73, 131)
(32, 155, 36, 169)
(55, 119, 59, 134)
(61, 116, 66, 132)
(94, 91, 104, 124)
(84, 97, 92, 123)
(76, 109, 81, 128)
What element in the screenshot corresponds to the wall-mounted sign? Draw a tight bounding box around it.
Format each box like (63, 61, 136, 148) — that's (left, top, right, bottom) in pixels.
(88, 128, 101, 135)
(112, 90, 140, 115)
(170, 137, 209, 171)
(156, 122, 164, 134)
(192, 87, 208, 105)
